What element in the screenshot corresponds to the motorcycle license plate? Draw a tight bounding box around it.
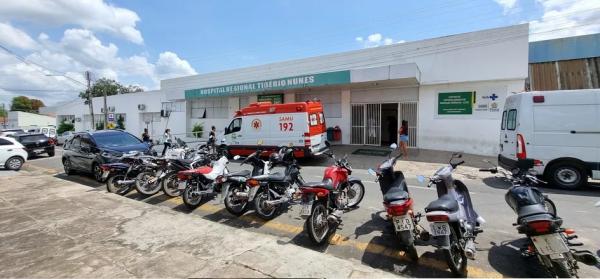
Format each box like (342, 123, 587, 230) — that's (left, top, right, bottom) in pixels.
(101, 171, 110, 180)
(300, 200, 313, 216)
(393, 216, 414, 232)
(429, 222, 451, 236)
(177, 181, 187, 190)
(531, 233, 569, 256)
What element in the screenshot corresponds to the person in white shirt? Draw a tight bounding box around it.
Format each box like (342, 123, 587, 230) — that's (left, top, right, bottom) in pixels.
(162, 129, 172, 156)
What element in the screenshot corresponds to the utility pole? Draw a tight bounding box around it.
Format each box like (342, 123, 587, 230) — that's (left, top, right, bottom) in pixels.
(103, 87, 108, 129)
(85, 71, 95, 131)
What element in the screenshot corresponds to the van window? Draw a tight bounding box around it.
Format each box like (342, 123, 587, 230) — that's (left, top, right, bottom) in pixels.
(507, 109, 517, 130)
(42, 128, 48, 135)
(501, 111, 507, 130)
(226, 118, 242, 134)
(318, 112, 325, 124)
(309, 114, 318, 126)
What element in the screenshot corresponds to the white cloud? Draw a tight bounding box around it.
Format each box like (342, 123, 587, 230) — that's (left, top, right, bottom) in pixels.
(0, 0, 143, 44)
(0, 22, 37, 50)
(494, 0, 518, 13)
(529, 0, 600, 41)
(356, 33, 400, 48)
(155, 51, 197, 80)
(0, 29, 196, 106)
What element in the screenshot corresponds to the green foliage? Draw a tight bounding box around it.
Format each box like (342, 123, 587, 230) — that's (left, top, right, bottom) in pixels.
(57, 120, 75, 135)
(9, 96, 45, 113)
(96, 121, 104, 131)
(79, 78, 144, 99)
(0, 105, 7, 117)
(116, 115, 125, 129)
(192, 122, 204, 138)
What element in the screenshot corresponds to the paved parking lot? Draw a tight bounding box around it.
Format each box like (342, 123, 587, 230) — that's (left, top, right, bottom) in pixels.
(5, 149, 600, 278)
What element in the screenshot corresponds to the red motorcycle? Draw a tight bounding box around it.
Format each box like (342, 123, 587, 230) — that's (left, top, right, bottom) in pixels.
(298, 153, 365, 245)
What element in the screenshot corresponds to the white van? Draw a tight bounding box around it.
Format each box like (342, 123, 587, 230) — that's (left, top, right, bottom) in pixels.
(499, 89, 600, 189)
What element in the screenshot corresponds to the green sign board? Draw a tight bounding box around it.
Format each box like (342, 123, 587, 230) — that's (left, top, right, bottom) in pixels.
(258, 94, 283, 104)
(185, 70, 351, 99)
(438, 92, 474, 115)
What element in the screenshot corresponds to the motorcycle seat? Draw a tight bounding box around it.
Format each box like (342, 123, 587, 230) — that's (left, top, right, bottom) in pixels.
(517, 204, 555, 222)
(425, 194, 459, 213)
(301, 180, 334, 190)
(383, 187, 409, 203)
(174, 158, 193, 165)
(228, 170, 251, 177)
(253, 172, 287, 182)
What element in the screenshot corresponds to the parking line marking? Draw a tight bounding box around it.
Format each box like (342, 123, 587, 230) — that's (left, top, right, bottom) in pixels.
(164, 196, 502, 278)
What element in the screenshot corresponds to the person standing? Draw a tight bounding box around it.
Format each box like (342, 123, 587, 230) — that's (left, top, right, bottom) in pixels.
(142, 128, 150, 143)
(162, 128, 172, 156)
(208, 126, 216, 153)
(398, 120, 409, 159)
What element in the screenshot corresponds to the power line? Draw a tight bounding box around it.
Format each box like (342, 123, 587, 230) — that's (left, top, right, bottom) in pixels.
(0, 88, 81, 92)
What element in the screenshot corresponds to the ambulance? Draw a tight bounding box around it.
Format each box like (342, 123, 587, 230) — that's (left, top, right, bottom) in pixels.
(222, 101, 330, 158)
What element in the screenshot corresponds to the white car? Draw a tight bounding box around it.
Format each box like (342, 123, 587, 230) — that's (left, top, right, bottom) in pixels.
(499, 89, 600, 190)
(0, 136, 28, 170)
(57, 131, 75, 145)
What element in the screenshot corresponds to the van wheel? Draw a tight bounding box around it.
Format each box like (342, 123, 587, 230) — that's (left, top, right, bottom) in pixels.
(546, 162, 587, 190)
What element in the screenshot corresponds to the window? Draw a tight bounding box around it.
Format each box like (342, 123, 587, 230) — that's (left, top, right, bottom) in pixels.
(501, 111, 507, 130)
(92, 133, 141, 147)
(507, 109, 517, 130)
(318, 112, 325, 125)
(226, 118, 242, 134)
(69, 136, 81, 149)
(80, 135, 93, 149)
(161, 101, 184, 112)
(0, 138, 13, 145)
(309, 114, 318, 126)
(191, 98, 228, 119)
(49, 129, 56, 137)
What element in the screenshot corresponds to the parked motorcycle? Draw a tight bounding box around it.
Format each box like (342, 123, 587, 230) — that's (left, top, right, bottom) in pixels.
(134, 157, 169, 196)
(240, 146, 305, 220)
(161, 148, 217, 197)
(298, 152, 365, 245)
(368, 144, 427, 261)
(102, 151, 153, 195)
(480, 159, 598, 278)
(420, 153, 484, 277)
(222, 149, 271, 216)
(178, 155, 230, 209)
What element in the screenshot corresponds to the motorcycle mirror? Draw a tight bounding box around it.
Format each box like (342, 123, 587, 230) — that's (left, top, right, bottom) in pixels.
(416, 175, 426, 184)
(233, 155, 241, 160)
(367, 168, 377, 176)
(288, 142, 294, 147)
(390, 143, 398, 150)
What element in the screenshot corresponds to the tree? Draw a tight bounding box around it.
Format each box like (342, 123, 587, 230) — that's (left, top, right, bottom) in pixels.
(30, 99, 45, 113)
(0, 104, 7, 117)
(116, 115, 125, 130)
(57, 120, 74, 135)
(10, 96, 33, 112)
(79, 78, 144, 99)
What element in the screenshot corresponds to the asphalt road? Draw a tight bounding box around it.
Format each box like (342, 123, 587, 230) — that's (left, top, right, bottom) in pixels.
(20, 148, 600, 278)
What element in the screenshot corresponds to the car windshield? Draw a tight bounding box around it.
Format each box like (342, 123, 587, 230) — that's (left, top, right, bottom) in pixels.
(93, 133, 141, 147)
(20, 135, 47, 142)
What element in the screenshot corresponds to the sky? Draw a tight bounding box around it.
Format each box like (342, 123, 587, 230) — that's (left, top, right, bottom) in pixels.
(0, 0, 599, 107)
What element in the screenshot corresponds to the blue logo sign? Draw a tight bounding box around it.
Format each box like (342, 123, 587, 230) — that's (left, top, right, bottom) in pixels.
(482, 93, 499, 101)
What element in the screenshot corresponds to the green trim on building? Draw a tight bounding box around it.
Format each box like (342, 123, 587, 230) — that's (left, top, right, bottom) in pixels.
(185, 70, 351, 99)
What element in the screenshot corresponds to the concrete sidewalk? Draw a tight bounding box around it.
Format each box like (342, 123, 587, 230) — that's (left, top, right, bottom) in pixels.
(0, 172, 398, 278)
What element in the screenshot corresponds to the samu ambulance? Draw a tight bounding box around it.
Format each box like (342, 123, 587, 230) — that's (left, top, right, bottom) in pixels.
(222, 101, 329, 157)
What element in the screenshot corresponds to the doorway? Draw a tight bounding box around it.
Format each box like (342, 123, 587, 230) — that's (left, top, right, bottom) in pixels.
(350, 102, 418, 147)
(381, 104, 398, 146)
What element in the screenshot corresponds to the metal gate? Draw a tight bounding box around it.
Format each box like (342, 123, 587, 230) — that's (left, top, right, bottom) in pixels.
(351, 104, 381, 145)
(399, 102, 418, 148)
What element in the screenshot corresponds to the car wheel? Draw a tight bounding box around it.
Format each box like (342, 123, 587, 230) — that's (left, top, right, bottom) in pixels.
(92, 163, 103, 182)
(63, 158, 74, 175)
(6, 156, 24, 171)
(546, 162, 587, 190)
(47, 150, 55, 157)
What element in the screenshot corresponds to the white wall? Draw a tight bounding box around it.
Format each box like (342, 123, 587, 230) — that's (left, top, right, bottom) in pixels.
(418, 79, 525, 156)
(7, 111, 56, 129)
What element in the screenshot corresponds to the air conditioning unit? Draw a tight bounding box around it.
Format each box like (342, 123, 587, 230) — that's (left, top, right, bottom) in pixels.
(160, 110, 170, 118)
(75, 117, 82, 122)
(137, 104, 146, 111)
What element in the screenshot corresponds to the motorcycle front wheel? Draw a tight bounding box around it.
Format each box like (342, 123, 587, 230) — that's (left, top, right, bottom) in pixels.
(224, 184, 249, 216)
(182, 185, 203, 209)
(346, 181, 365, 208)
(135, 171, 162, 196)
(107, 174, 131, 196)
(254, 188, 278, 220)
(161, 172, 181, 197)
(443, 226, 467, 277)
(306, 202, 330, 245)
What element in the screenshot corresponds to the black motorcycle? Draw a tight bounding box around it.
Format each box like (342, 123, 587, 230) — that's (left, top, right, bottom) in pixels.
(102, 152, 154, 195)
(222, 149, 270, 216)
(161, 149, 217, 197)
(481, 159, 598, 278)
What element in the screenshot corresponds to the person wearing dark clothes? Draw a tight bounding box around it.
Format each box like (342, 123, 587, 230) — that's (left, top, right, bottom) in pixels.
(142, 128, 150, 142)
(398, 120, 409, 159)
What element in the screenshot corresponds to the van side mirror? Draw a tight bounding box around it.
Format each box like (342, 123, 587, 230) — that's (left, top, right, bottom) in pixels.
(224, 127, 229, 134)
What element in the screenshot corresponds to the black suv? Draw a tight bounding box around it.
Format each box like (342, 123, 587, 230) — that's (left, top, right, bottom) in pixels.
(9, 133, 55, 157)
(62, 130, 152, 181)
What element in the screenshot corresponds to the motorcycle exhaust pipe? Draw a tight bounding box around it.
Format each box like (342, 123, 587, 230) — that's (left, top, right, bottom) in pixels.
(116, 180, 136, 185)
(464, 239, 476, 260)
(265, 197, 289, 206)
(572, 250, 599, 266)
(234, 192, 249, 199)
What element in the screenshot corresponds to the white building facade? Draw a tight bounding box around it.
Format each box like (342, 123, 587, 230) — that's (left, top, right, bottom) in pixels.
(6, 111, 56, 130)
(52, 24, 529, 156)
